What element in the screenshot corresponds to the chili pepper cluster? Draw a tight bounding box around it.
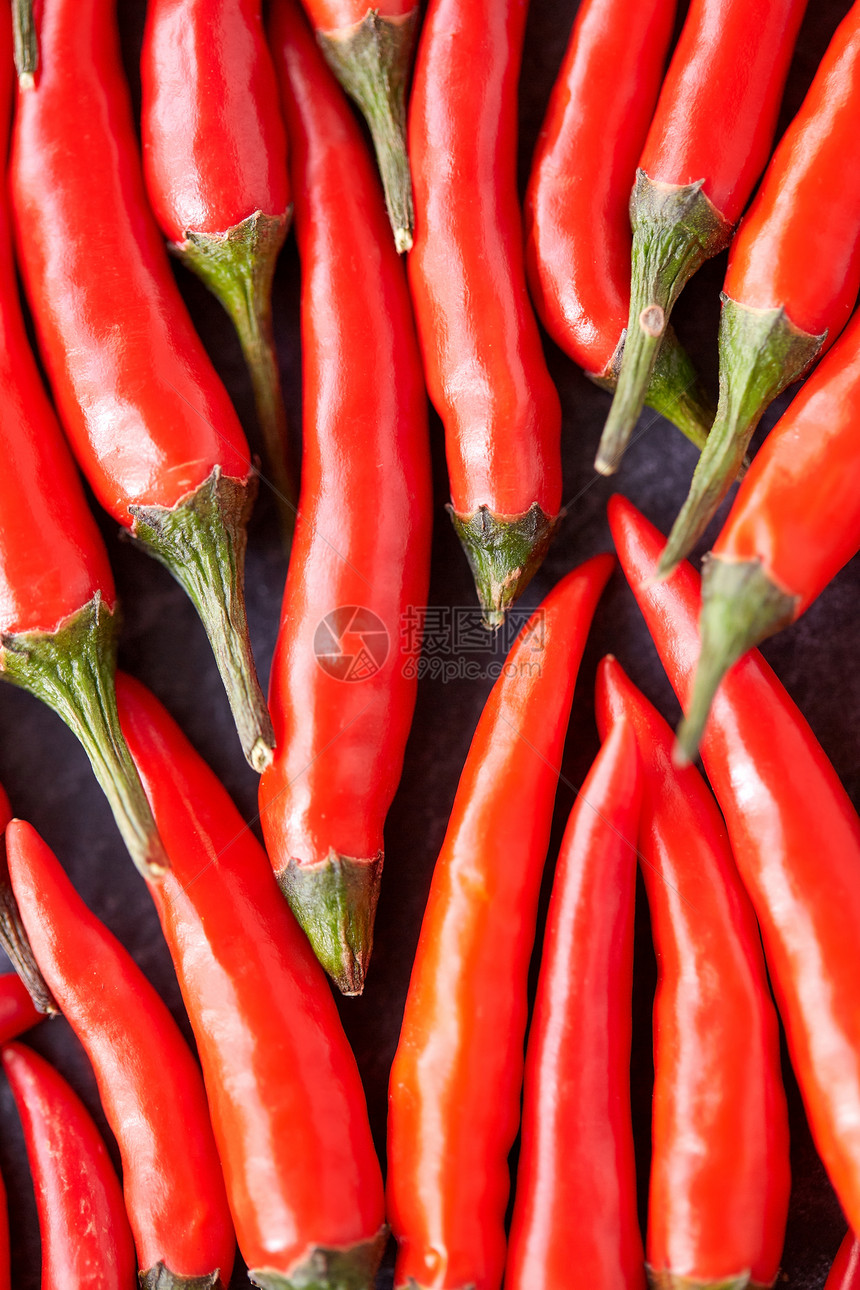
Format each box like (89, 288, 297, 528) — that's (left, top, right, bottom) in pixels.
(1, 0, 860, 1287)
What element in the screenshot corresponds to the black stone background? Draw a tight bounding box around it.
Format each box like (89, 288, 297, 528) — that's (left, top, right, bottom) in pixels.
(0, 0, 857, 1284)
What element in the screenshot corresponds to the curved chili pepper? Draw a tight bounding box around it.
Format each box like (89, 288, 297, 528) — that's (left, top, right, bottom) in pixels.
(505, 719, 645, 1290)
(662, 0, 860, 572)
(596, 0, 809, 473)
(260, 0, 431, 994)
(596, 655, 790, 1290)
(114, 672, 386, 1290)
(3, 820, 236, 1290)
(140, 0, 297, 529)
(408, 0, 562, 625)
(3, 1041, 138, 1290)
(672, 305, 860, 758)
(299, 0, 417, 252)
(826, 1232, 860, 1289)
(608, 492, 860, 1243)
(0, 16, 164, 879)
(9, 0, 273, 774)
(387, 555, 613, 1290)
(526, 0, 714, 453)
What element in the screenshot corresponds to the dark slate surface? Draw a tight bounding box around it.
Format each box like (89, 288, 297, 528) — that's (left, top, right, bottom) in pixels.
(0, 0, 856, 1285)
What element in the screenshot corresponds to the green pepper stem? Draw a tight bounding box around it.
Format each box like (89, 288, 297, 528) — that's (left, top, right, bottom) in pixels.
(129, 467, 275, 774)
(595, 170, 733, 475)
(674, 556, 798, 766)
(449, 502, 561, 629)
(657, 296, 825, 579)
(139, 1263, 223, 1289)
(12, 0, 38, 85)
(1, 595, 168, 877)
(250, 1227, 388, 1290)
(177, 211, 297, 546)
(274, 850, 384, 997)
(317, 9, 419, 254)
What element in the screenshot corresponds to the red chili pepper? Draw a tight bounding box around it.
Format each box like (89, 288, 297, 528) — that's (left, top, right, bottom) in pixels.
(608, 492, 860, 1243)
(140, 0, 297, 528)
(9, 0, 273, 774)
(826, 1231, 860, 1290)
(596, 655, 790, 1289)
(299, 0, 418, 252)
(596, 0, 809, 473)
(3, 820, 236, 1289)
(671, 305, 860, 759)
(662, 0, 860, 572)
(0, 792, 57, 1017)
(408, 0, 563, 625)
(0, 974, 42, 1045)
(526, 0, 713, 453)
(387, 555, 613, 1290)
(114, 672, 387, 1290)
(260, 0, 432, 994)
(2, 1041, 138, 1290)
(505, 719, 644, 1290)
(0, 13, 164, 879)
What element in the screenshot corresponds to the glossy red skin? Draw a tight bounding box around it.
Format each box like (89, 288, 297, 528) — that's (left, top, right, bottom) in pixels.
(10, 0, 250, 522)
(114, 673, 386, 1273)
(640, 0, 808, 223)
(826, 1232, 860, 1289)
(408, 0, 561, 519)
(0, 973, 42, 1045)
(259, 0, 431, 871)
(301, 0, 415, 28)
(0, 11, 114, 635)
(525, 0, 677, 377)
(596, 657, 790, 1285)
(141, 0, 290, 243)
(387, 556, 614, 1290)
(609, 493, 860, 1239)
(4, 820, 235, 1282)
(714, 303, 860, 612)
(725, 3, 860, 338)
(3, 1042, 137, 1289)
(505, 721, 645, 1290)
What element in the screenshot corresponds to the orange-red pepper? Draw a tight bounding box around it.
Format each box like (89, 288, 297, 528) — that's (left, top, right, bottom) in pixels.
(597, 656, 790, 1289)
(116, 672, 387, 1290)
(298, 0, 418, 251)
(260, 0, 431, 993)
(525, 0, 712, 452)
(609, 493, 860, 1243)
(3, 1042, 137, 1290)
(0, 10, 164, 877)
(141, 0, 296, 521)
(662, 0, 860, 571)
(388, 556, 613, 1290)
(408, 0, 563, 624)
(505, 719, 644, 1290)
(596, 0, 808, 471)
(10, 0, 272, 773)
(673, 305, 860, 759)
(3, 820, 236, 1288)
